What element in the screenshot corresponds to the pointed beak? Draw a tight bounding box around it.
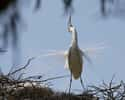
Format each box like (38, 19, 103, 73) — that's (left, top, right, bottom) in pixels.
(67, 15, 72, 32)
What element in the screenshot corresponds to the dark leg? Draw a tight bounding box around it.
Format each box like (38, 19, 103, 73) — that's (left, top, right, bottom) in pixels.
(69, 72, 72, 94)
(80, 76, 85, 90)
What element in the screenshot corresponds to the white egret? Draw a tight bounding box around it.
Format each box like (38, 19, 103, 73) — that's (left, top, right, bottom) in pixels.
(66, 16, 106, 93)
(66, 15, 92, 93)
(34, 16, 106, 93)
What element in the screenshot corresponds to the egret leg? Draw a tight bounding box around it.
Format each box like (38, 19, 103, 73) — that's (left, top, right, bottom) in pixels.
(69, 72, 72, 94)
(80, 76, 85, 90)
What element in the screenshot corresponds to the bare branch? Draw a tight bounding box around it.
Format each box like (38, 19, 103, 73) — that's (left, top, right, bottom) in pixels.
(8, 57, 35, 77)
(41, 75, 69, 82)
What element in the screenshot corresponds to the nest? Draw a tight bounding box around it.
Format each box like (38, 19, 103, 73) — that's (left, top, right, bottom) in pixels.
(0, 58, 98, 100)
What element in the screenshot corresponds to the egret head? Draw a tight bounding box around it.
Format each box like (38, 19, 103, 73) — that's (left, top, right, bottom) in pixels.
(67, 15, 75, 33)
(68, 24, 75, 33)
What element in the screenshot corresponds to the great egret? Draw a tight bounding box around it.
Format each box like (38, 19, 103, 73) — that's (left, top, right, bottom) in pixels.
(34, 16, 106, 93)
(66, 15, 92, 93)
(66, 16, 106, 93)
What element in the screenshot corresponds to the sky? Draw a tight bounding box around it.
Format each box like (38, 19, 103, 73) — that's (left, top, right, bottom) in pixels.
(0, 0, 125, 93)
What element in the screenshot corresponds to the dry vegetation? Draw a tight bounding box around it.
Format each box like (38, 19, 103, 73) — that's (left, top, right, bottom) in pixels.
(0, 58, 98, 100)
(0, 58, 124, 100)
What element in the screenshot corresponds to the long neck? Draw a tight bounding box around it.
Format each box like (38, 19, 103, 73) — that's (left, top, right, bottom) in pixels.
(71, 29, 78, 47)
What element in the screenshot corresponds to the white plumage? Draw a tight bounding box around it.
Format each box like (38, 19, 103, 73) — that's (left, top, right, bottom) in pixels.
(66, 15, 84, 80)
(36, 15, 105, 93)
(66, 15, 85, 93)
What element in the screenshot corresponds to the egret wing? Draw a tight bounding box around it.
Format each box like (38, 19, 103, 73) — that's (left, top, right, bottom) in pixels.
(81, 46, 106, 64)
(80, 49, 92, 64)
(34, 50, 69, 69)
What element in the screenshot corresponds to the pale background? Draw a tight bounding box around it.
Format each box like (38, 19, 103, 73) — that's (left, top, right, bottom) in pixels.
(0, 0, 125, 92)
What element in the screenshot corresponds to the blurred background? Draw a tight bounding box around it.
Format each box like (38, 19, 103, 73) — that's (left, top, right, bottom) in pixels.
(0, 0, 125, 93)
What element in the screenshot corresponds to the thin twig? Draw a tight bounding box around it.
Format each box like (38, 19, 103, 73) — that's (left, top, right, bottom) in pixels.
(8, 57, 35, 76)
(41, 75, 70, 82)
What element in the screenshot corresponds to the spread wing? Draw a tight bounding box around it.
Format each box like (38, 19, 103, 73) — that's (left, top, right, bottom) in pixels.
(34, 49, 69, 69)
(80, 49, 92, 64)
(80, 46, 106, 64)
(33, 45, 106, 69)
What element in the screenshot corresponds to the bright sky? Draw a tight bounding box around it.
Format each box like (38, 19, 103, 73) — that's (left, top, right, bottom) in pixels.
(0, 0, 125, 93)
